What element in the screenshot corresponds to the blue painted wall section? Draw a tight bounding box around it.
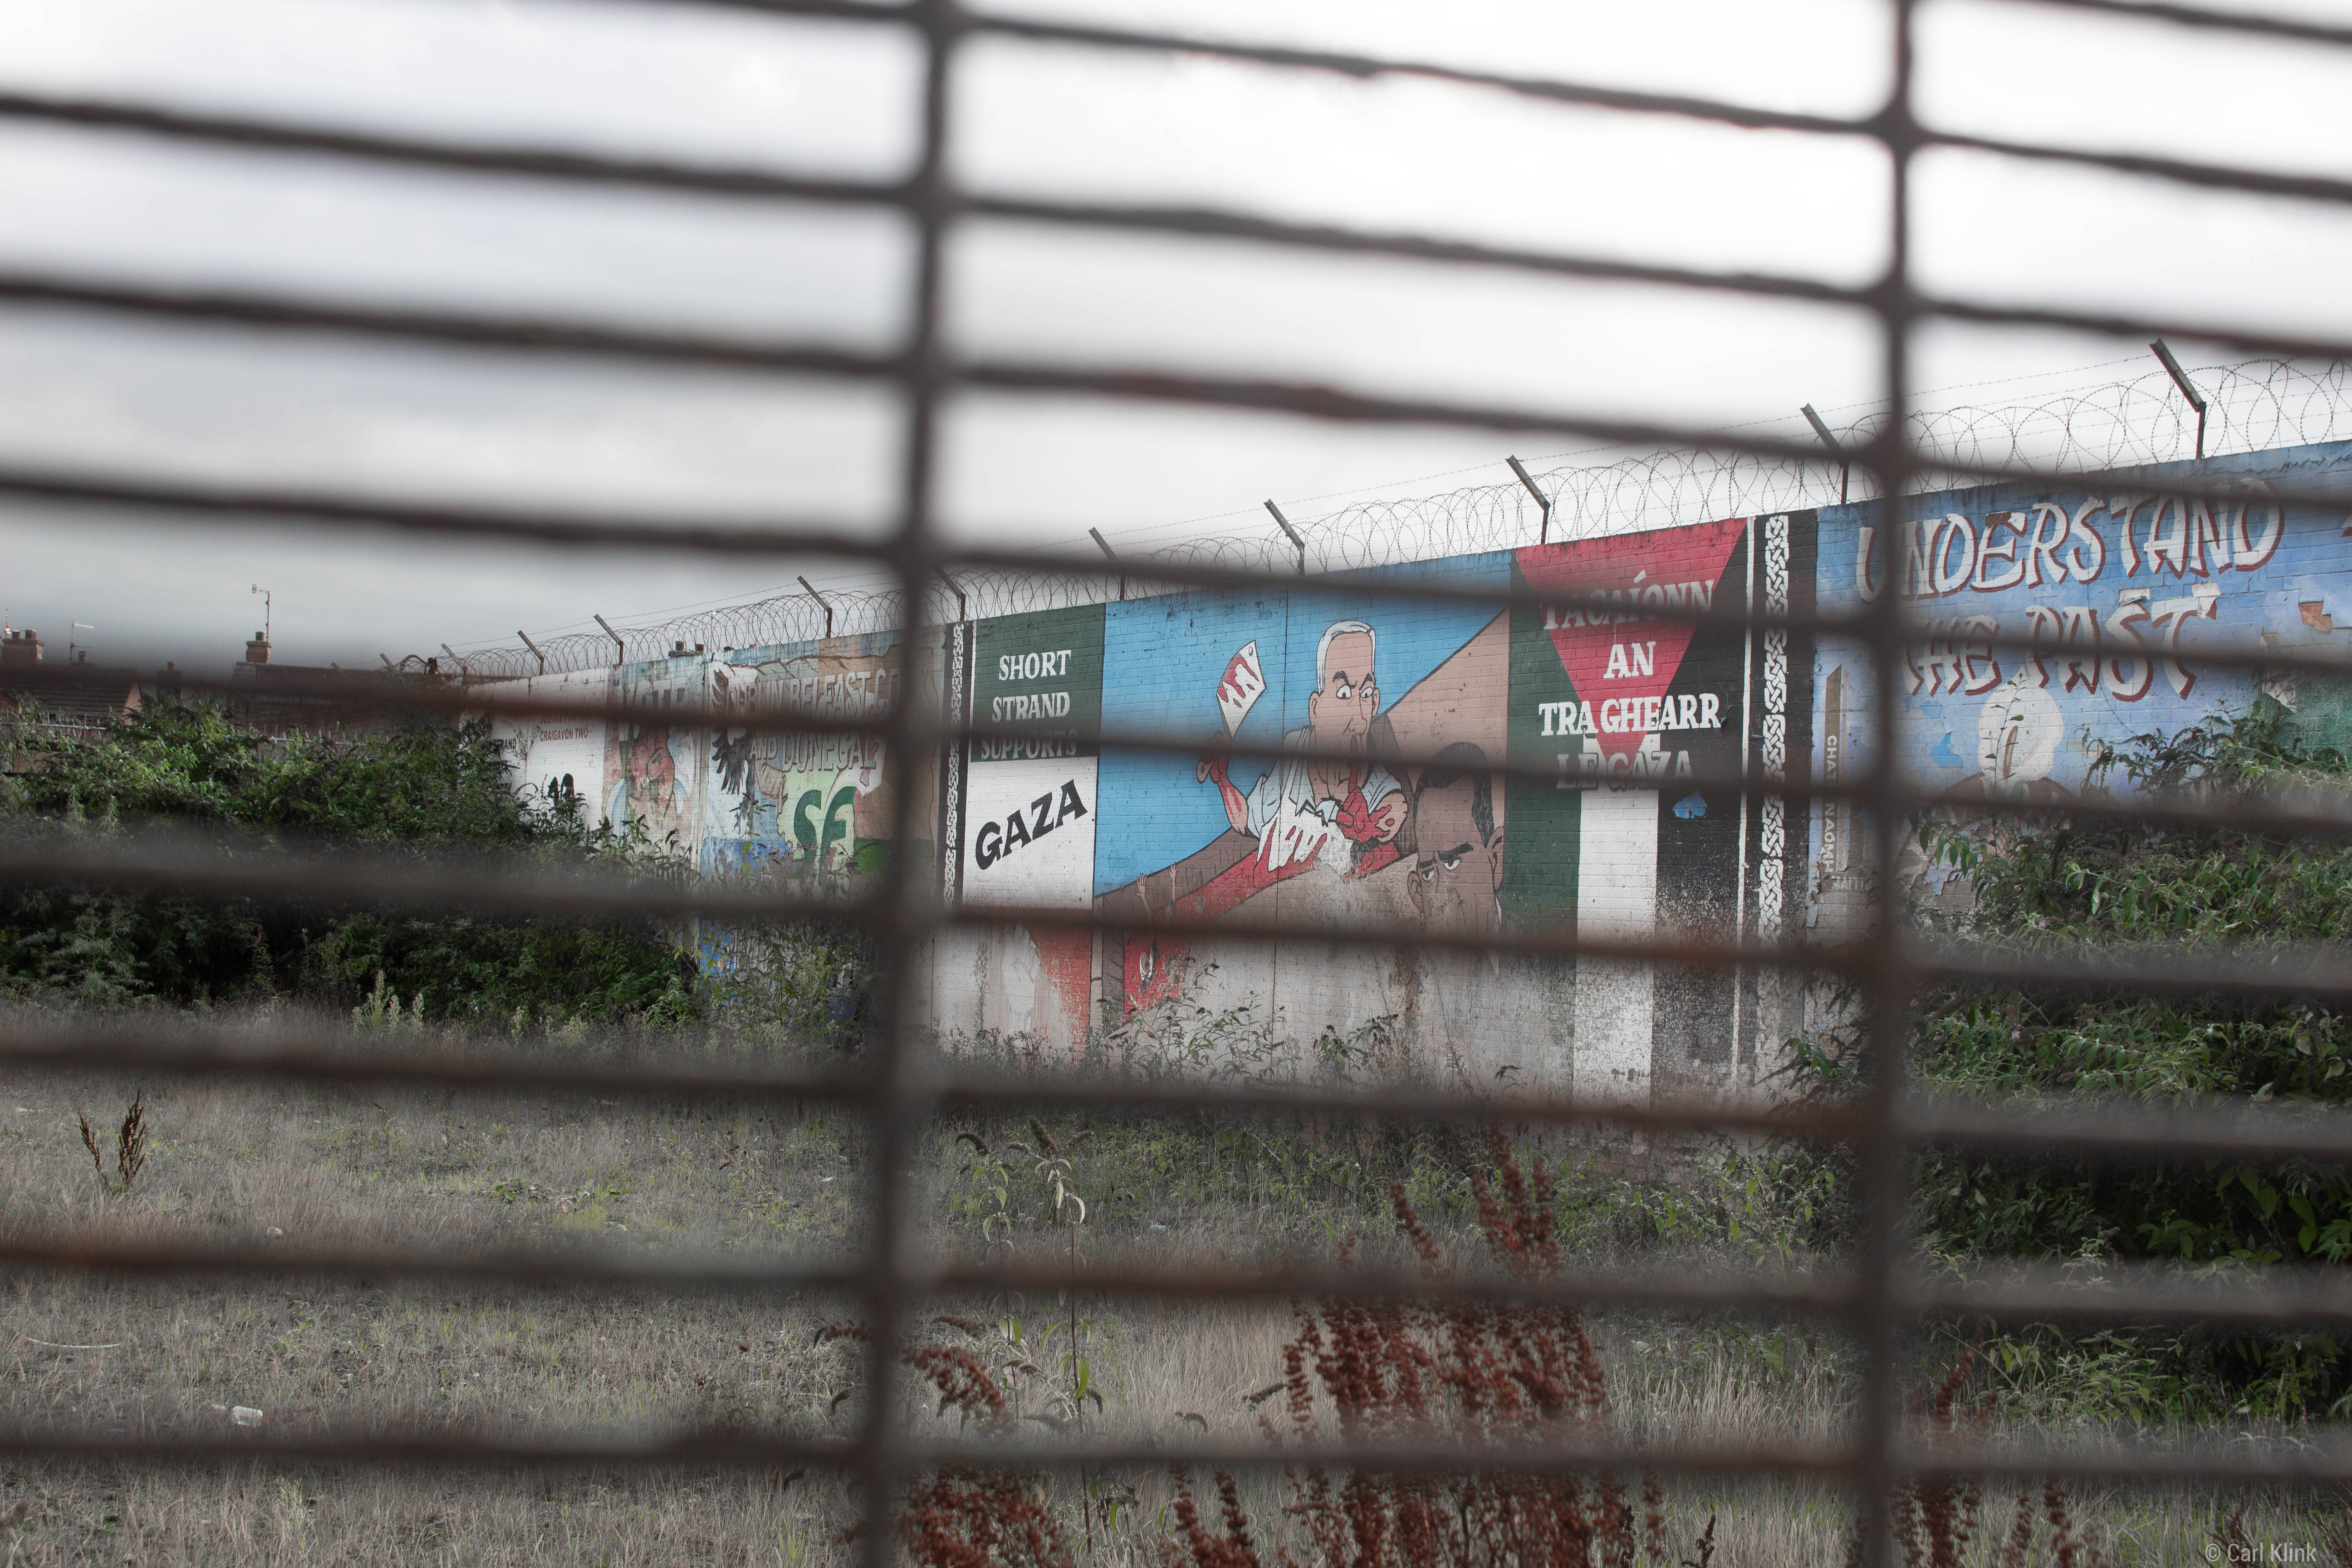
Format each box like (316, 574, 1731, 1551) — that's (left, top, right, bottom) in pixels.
(1809, 437, 2352, 911)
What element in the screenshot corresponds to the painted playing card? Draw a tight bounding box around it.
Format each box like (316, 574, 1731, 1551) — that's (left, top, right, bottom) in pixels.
(1216, 641, 1265, 735)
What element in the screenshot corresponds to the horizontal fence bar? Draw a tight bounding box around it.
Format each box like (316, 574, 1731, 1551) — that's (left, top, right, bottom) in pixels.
(8, 1415, 2350, 1494)
(0, 463, 894, 562)
(938, 1429, 2352, 1490)
(0, 1229, 1860, 1321)
(15, 829, 2352, 1005)
(1924, 290, 2352, 374)
(1906, 782, 2352, 847)
(0, 1421, 1858, 1486)
(1906, 1259, 2352, 1332)
(1927, 123, 2352, 211)
(1912, 1436, 2352, 1489)
(0, 90, 913, 210)
(958, 357, 1862, 462)
(965, 189, 1862, 304)
(0, 832, 854, 928)
(0, 272, 904, 380)
(1902, 1091, 2352, 1167)
(0, 1423, 853, 1476)
(24, 1004, 2352, 1181)
(2012, 0, 2352, 50)
(963, 8, 1873, 140)
(953, 1429, 2348, 1490)
(0, 1227, 865, 1298)
(0, 828, 1862, 980)
(0, 1012, 1859, 1143)
(0, 1015, 862, 1106)
(1917, 937, 2352, 1007)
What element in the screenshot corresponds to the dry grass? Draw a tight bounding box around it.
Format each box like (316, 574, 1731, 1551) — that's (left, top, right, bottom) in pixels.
(1, 1026, 2346, 1564)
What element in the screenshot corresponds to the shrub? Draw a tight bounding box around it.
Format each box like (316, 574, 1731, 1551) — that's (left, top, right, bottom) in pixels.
(1803, 708, 2352, 1418)
(1163, 1131, 1669, 1568)
(0, 699, 693, 1024)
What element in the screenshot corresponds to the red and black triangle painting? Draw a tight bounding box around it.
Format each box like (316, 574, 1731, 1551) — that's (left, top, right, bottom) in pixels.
(1514, 516, 1749, 756)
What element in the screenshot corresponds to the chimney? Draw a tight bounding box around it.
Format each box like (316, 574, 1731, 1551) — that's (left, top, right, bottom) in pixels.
(245, 631, 270, 665)
(1, 629, 41, 666)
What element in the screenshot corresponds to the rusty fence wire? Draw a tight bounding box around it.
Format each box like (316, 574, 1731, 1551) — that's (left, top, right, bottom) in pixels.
(5, 0, 2352, 1562)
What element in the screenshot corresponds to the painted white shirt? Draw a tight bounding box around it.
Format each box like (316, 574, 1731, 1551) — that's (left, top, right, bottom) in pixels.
(1242, 727, 1401, 872)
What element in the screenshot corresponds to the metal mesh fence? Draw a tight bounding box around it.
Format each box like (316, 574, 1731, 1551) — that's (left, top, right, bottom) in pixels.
(5, 1, 2352, 1562)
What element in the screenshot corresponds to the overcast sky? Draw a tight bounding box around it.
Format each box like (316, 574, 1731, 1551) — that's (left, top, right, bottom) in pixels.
(2, 0, 2348, 670)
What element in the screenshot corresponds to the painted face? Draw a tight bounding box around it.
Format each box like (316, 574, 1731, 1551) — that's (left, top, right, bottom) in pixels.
(1408, 775, 1503, 932)
(1306, 629, 1378, 755)
(1976, 674, 2061, 792)
(629, 730, 676, 798)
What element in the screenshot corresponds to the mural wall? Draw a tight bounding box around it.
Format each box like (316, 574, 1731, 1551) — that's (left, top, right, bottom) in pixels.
(1081, 558, 1539, 1072)
(942, 521, 1817, 1095)
(495, 438, 2352, 1101)
(947, 606, 1105, 1045)
(1506, 514, 1817, 1098)
(1811, 437, 2352, 930)
(706, 629, 908, 902)
(498, 632, 936, 971)
(494, 666, 612, 817)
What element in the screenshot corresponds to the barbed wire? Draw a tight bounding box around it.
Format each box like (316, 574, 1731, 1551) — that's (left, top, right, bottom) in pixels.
(440, 357, 2350, 681)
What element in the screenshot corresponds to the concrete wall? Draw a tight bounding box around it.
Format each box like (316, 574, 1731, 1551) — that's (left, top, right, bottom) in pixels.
(495, 439, 2352, 1099)
(921, 516, 1813, 1093)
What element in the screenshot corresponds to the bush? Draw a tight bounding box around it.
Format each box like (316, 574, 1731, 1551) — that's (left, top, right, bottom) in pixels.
(0, 699, 694, 1025)
(1806, 707, 2352, 1419)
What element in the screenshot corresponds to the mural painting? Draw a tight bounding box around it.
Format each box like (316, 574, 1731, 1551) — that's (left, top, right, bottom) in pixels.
(1811, 440, 2352, 917)
(1090, 562, 1515, 1050)
(1506, 512, 1818, 1098)
(605, 653, 709, 858)
(495, 438, 2352, 1100)
(706, 630, 905, 902)
(494, 666, 612, 819)
(954, 607, 1106, 1045)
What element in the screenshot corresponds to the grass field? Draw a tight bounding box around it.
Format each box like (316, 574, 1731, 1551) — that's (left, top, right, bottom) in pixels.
(1, 1004, 2346, 1565)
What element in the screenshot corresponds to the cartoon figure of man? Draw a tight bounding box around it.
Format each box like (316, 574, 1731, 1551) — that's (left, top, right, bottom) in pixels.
(1406, 742, 1504, 933)
(1199, 620, 1406, 882)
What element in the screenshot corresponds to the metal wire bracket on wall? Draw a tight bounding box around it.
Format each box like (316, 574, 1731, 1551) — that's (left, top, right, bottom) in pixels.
(4, 2, 2352, 1563)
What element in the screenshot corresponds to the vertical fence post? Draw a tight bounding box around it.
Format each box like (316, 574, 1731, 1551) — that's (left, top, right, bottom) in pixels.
(592, 613, 627, 666)
(1801, 404, 1851, 506)
(861, 3, 962, 1563)
(1088, 527, 1126, 601)
(2152, 338, 2210, 460)
(1264, 500, 1306, 574)
(1506, 454, 1553, 544)
(1856, 4, 1925, 1560)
